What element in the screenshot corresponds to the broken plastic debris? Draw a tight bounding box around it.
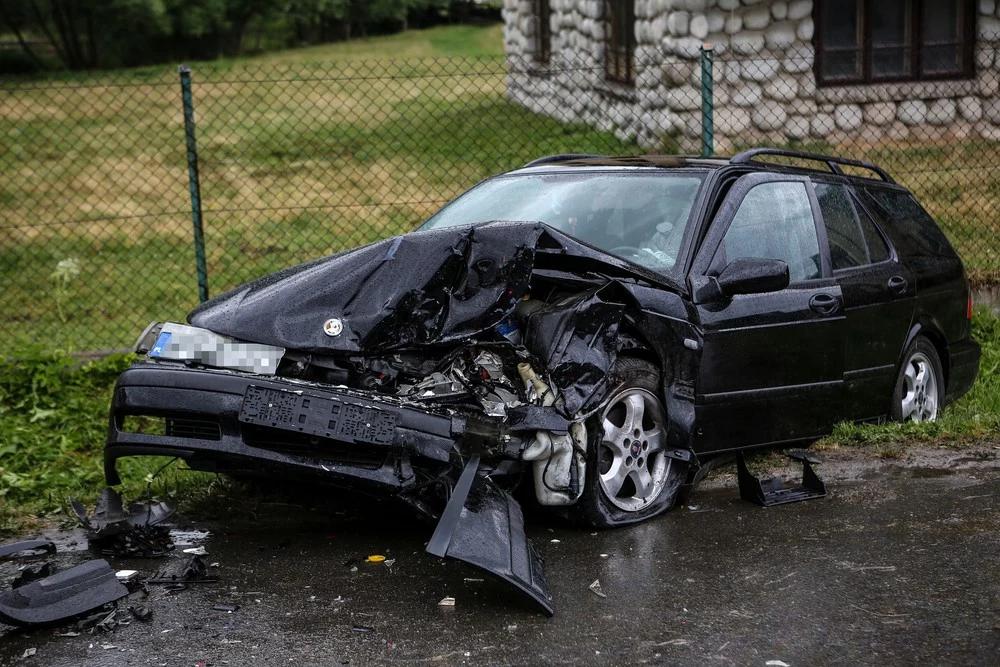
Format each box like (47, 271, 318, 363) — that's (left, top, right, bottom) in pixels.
(182, 547, 208, 556)
(352, 625, 376, 633)
(588, 579, 607, 598)
(383, 558, 396, 567)
(22, 648, 36, 658)
(600, 553, 609, 558)
(550, 539, 561, 543)
(0, 540, 56, 560)
(365, 555, 386, 563)
(115, 570, 139, 583)
(12, 563, 53, 589)
(766, 662, 791, 667)
(438, 596, 456, 606)
(212, 604, 238, 613)
(0, 559, 128, 627)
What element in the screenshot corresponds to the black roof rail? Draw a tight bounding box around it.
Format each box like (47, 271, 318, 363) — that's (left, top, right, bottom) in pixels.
(523, 153, 606, 167)
(730, 147, 895, 184)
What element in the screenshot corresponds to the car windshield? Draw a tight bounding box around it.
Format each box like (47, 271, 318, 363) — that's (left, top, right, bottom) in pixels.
(418, 171, 706, 272)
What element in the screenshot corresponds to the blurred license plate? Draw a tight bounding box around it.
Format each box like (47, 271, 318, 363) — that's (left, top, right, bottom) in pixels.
(238, 386, 396, 445)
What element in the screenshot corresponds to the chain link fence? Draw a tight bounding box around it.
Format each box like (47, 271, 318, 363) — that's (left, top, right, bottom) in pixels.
(2, 51, 999, 355)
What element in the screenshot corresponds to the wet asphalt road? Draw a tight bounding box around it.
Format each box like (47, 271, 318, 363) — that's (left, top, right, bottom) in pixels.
(1, 453, 998, 666)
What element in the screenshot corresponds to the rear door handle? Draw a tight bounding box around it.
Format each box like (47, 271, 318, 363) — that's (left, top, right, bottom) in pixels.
(809, 293, 839, 315)
(887, 275, 908, 295)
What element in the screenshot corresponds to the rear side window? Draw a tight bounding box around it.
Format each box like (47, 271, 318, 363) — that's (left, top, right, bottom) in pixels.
(857, 203, 891, 263)
(864, 188, 955, 256)
(815, 183, 867, 270)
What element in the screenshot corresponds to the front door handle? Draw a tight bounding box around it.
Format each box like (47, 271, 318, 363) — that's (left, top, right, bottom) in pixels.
(887, 275, 908, 295)
(809, 293, 839, 315)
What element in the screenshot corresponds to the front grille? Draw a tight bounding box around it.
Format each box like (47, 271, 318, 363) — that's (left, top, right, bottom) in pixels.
(165, 417, 222, 441)
(242, 425, 386, 469)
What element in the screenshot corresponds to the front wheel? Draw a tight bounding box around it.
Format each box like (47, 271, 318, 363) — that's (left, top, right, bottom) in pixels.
(574, 358, 686, 528)
(890, 337, 944, 423)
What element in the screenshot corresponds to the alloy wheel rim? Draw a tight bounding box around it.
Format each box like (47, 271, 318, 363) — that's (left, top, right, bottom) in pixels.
(901, 352, 939, 423)
(597, 388, 670, 512)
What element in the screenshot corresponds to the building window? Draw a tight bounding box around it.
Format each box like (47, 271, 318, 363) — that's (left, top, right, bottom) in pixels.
(815, 0, 975, 86)
(604, 1, 635, 85)
(535, 0, 551, 63)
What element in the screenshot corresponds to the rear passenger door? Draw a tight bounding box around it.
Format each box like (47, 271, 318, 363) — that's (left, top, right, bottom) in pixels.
(813, 179, 915, 420)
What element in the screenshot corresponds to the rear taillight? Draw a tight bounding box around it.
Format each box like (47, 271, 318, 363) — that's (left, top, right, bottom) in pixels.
(967, 295, 973, 320)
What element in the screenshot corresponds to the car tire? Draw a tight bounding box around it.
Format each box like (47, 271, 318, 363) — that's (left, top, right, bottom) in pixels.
(890, 336, 945, 423)
(574, 358, 686, 529)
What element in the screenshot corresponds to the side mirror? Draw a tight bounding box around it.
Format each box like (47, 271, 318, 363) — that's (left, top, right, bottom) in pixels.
(717, 258, 789, 297)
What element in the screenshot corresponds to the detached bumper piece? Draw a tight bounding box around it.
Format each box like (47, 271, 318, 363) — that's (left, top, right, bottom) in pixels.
(427, 456, 553, 616)
(737, 450, 827, 507)
(0, 559, 128, 627)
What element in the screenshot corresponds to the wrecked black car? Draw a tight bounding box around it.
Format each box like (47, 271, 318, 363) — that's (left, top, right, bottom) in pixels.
(105, 149, 981, 614)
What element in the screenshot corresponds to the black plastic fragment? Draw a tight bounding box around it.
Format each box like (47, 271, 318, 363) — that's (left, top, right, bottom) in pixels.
(427, 457, 553, 616)
(737, 451, 827, 507)
(0, 540, 56, 560)
(144, 555, 216, 586)
(11, 564, 54, 589)
(70, 487, 173, 538)
(0, 559, 128, 627)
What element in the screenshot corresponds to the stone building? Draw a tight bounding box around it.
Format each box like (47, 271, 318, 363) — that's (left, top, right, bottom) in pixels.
(502, 0, 1000, 153)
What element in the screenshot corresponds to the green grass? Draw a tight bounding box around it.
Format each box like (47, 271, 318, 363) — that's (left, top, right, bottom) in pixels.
(2, 23, 1000, 355)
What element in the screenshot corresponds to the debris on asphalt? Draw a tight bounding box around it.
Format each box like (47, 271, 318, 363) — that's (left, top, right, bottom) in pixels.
(145, 556, 217, 587)
(11, 563, 54, 589)
(115, 570, 140, 584)
(183, 546, 208, 556)
(212, 604, 238, 613)
(0, 559, 128, 627)
(463, 578, 484, 584)
(365, 555, 386, 563)
(0, 539, 56, 560)
(588, 579, 606, 598)
(351, 625, 376, 633)
(438, 596, 456, 606)
(766, 661, 791, 667)
(550, 539, 561, 543)
(383, 558, 396, 567)
(21, 648, 36, 658)
(129, 604, 153, 622)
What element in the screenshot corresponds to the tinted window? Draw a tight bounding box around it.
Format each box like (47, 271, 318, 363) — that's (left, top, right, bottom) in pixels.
(816, 183, 866, 270)
(716, 182, 821, 283)
(865, 188, 954, 256)
(856, 201, 891, 263)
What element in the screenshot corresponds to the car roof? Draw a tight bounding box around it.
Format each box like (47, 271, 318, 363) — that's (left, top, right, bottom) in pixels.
(511, 148, 901, 187)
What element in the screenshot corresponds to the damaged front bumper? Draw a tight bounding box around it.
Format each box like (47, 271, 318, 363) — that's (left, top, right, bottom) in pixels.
(105, 360, 555, 614)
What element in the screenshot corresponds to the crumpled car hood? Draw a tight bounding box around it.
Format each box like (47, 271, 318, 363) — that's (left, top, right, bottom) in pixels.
(189, 221, 677, 354)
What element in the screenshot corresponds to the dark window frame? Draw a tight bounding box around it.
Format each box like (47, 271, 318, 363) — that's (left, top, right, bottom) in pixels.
(814, 0, 976, 87)
(604, 0, 636, 86)
(534, 0, 552, 64)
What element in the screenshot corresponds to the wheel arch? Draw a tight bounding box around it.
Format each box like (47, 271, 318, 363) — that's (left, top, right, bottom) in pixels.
(900, 318, 950, 388)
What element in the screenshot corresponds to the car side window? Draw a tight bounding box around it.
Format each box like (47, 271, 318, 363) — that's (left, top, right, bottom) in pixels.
(864, 188, 954, 256)
(815, 183, 866, 270)
(856, 200, 891, 263)
(713, 181, 821, 283)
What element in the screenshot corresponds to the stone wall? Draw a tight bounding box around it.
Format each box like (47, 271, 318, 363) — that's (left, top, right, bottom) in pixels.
(503, 0, 1000, 153)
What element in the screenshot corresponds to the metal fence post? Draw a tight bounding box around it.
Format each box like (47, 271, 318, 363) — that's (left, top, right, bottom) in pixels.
(700, 44, 714, 158)
(179, 65, 209, 303)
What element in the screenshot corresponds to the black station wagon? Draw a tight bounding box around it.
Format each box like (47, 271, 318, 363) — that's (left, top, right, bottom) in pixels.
(106, 148, 981, 614)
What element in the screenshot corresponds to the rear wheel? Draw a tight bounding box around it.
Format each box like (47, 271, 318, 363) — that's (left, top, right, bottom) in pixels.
(890, 337, 944, 423)
(575, 358, 686, 528)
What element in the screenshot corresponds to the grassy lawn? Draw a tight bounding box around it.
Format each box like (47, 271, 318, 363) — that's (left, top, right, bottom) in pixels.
(1, 22, 999, 359)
